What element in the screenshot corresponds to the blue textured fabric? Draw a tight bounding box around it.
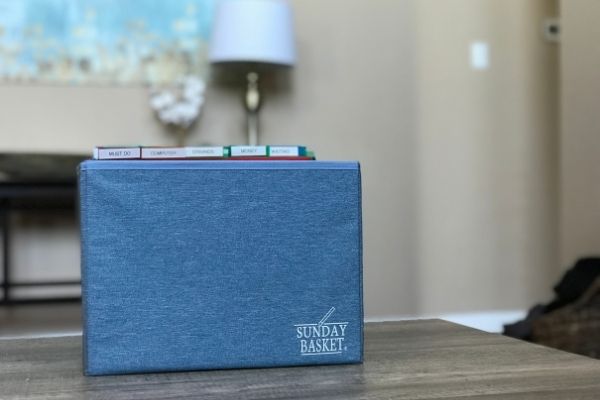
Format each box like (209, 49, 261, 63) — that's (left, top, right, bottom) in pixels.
(79, 160, 363, 376)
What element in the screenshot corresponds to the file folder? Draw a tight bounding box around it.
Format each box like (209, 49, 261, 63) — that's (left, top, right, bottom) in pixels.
(79, 160, 363, 375)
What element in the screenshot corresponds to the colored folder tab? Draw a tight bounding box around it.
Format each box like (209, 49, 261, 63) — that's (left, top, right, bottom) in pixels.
(78, 160, 363, 375)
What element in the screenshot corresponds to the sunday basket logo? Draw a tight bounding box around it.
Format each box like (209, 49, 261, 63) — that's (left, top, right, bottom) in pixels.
(294, 307, 348, 356)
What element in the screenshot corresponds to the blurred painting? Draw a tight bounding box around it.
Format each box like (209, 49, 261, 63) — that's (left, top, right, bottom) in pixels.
(0, 0, 216, 85)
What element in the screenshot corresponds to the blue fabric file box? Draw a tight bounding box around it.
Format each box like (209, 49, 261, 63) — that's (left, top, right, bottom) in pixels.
(79, 160, 363, 375)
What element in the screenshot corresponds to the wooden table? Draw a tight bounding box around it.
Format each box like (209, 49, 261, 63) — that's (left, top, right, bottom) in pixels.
(1, 320, 599, 399)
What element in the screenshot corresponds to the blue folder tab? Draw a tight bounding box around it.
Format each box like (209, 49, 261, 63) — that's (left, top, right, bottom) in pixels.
(79, 160, 363, 375)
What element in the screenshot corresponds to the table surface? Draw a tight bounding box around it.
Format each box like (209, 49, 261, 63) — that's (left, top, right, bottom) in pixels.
(1, 319, 599, 399)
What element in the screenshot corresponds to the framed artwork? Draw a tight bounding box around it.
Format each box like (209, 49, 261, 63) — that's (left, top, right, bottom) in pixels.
(0, 0, 216, 85)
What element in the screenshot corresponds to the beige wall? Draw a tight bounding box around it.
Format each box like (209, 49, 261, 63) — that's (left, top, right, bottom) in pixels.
(415, 0, 559, 314)
(559, 0, 600, 268)
(0, 0, 560, 317)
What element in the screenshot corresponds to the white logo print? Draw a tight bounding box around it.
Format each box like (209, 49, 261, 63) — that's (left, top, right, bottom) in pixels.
(294, 307, 348, 356)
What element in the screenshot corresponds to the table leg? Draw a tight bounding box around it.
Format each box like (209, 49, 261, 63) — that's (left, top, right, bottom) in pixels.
(0, 201, 9, 304)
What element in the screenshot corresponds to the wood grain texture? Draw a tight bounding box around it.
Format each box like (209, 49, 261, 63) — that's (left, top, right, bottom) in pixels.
(1, 320, 599, 399)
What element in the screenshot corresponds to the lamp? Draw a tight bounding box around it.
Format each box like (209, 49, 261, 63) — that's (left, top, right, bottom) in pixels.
(209, 0, 296, 145)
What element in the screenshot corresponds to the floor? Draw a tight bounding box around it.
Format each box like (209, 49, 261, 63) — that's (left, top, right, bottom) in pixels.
(0, 303, 81, 339)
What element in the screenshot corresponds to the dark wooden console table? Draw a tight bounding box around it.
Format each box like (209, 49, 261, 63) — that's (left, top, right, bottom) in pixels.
(1, 320, 599, 399)
(0, 153, 86, 304)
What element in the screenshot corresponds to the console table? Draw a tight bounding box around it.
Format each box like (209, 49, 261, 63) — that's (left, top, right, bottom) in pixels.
(1, 320, 599, 399)
(0, 153, 86, 304)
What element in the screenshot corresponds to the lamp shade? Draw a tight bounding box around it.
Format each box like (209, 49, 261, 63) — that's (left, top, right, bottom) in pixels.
(209, 0, 296, 66)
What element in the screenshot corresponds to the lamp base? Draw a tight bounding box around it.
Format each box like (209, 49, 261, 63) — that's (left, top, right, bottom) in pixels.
(245, 71, 261, 146)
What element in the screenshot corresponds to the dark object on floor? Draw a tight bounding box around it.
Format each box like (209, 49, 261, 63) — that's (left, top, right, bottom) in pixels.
(532, 277, 600, 358)
(503, 304, 546, 340)
(504, 257, 600, 358)
(548, 257, 600, 312)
